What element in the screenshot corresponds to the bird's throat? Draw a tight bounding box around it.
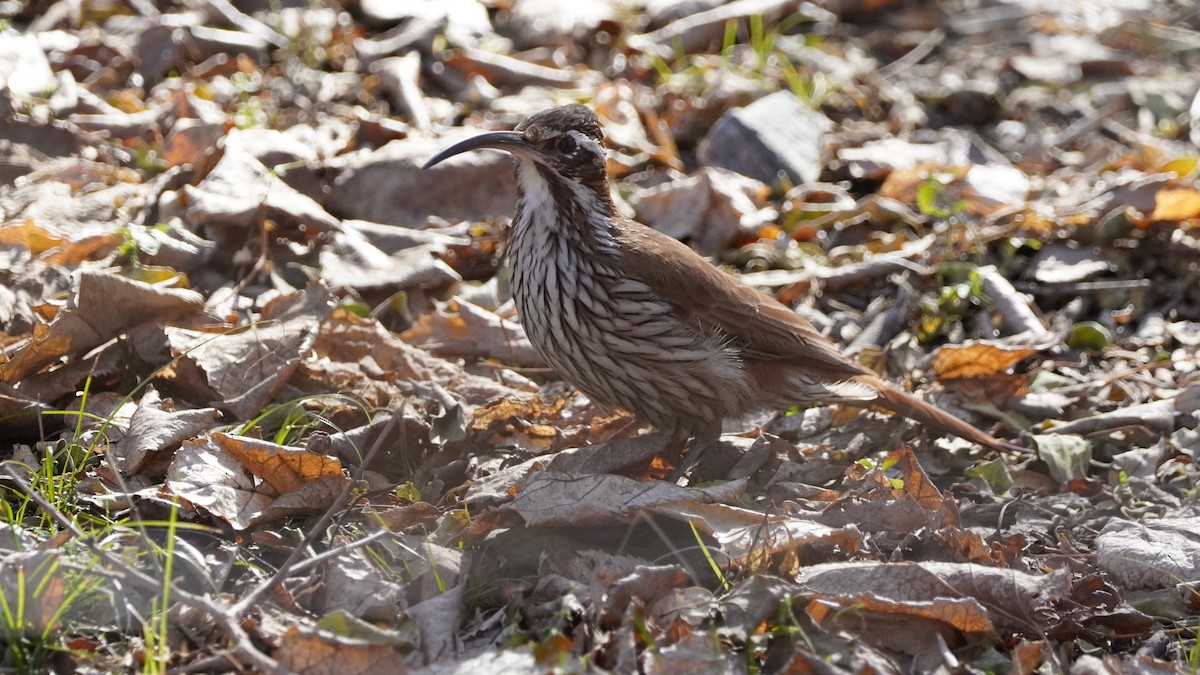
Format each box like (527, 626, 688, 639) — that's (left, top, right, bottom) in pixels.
(510, 160, 617, 245)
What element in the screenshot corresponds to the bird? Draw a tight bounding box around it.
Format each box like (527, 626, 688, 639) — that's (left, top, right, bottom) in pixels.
(423, 104, 1019, 475)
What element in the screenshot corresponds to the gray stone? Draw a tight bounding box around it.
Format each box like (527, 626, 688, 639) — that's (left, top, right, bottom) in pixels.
(697, 90, 832, 188)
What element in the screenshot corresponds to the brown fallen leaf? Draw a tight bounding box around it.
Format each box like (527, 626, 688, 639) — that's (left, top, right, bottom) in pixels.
(166, 436, 274, 530)
(112, 386, 221, 476)
(401, 296, 539, 367)
(1095, 517, 1200, 590)
(0, 270, 203, 384)
(212, 432, 344, 495)
(931, 340, 1041, 381)
(0, 220, 64, 253)
(166, 432, 347, 529)
(796, 560, 1065, 634)
(275, 624, 408, 675)
(165, 283, 332, 417)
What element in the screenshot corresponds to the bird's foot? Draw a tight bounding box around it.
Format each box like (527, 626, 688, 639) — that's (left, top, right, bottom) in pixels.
(667, 425, 724, 485)
(667, 441, 710, 484)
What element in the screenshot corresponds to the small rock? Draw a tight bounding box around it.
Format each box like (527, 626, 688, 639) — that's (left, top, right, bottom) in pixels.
(0, 30, 57, 99)
(698, 90, 832, 187)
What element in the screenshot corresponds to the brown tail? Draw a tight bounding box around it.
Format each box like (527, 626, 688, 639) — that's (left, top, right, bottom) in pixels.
(856, 374, 1024, 453)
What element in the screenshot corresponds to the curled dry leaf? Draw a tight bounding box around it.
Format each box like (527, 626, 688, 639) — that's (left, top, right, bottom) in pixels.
(462, 432, 668, 510)
(0, 220, 122, 263)
(643, 630, 743, 673)
(407, 583, 464, 664)
(214, 432, 344, 495)
(166, 436, 275, 530)
(318, 230, 461, 292)
(0, 270, 203, 384)
(256, 476, 350, 526)
(654, 500, 863, 567)
(805, 592, 992, 668)
(600, 565, 690, 625)
(1152, 188, 1200, 221)
(112, 386, 221, 477)
(166, 432, 347, 529)
(315, 308, 533, 407)
(184, 147, 340, 232)
(1031, 433, 1092, 484)
(796, 561, 1063, 633)
(309, 549, 403, 622)
(507, 470, 745, 528)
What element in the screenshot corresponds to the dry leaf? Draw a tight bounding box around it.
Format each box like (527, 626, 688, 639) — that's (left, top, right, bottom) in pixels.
(275, 624, 407, 675)
(931, 341, 1041, 380)
(1151, 187, 1200, 221)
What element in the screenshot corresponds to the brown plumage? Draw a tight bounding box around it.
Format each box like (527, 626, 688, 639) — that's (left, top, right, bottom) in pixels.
(424, 104, 1018, 467)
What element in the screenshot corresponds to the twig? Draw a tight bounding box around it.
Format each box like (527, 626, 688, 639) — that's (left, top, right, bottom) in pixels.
(201, 0, 288, 48)
(285, 528, 393, 577)
(1013, 279, 1152, 296)
(873, 29, 945, 80)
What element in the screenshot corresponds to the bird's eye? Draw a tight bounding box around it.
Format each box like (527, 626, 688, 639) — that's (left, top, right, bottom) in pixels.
(557, 135, 577, 154)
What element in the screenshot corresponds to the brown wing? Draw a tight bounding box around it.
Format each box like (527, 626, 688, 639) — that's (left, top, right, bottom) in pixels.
(616, 222, 1023, 452)
(615, 221, 868, 378)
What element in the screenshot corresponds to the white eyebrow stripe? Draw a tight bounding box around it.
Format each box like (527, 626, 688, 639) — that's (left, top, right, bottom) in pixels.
(569, 130, 604, 157)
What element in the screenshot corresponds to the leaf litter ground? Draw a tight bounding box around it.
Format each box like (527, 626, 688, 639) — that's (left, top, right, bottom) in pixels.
(1, 0, 1199, 672)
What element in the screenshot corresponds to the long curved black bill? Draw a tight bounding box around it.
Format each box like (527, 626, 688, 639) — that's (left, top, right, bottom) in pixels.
(422, 131, 534, 169)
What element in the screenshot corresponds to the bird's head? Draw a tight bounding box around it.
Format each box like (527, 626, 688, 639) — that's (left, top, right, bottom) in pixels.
(423, 104, 609, 190)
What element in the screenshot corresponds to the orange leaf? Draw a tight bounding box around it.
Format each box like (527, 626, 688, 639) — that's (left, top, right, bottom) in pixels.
(1152, 188, 1200, 221)
(932, 342, 1039, 380)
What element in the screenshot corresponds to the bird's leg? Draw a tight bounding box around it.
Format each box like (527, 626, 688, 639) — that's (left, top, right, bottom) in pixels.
(668, 421, 722, 484)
